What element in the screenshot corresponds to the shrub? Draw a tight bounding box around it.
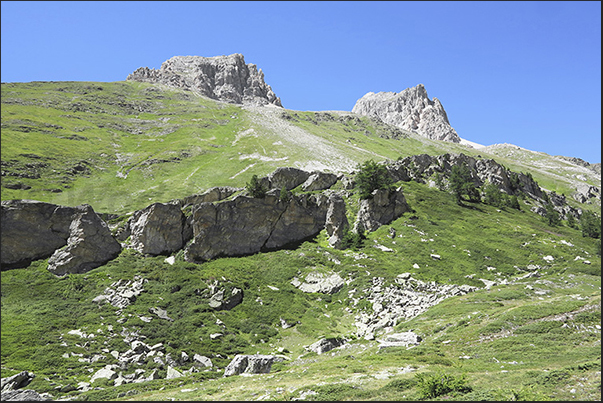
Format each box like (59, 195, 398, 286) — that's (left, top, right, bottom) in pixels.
(279, 186, 291, 203)
(580, 210, 601, 239)
(415, 371, 472, 399)
(449, 163, 479, 204)
(354, 159, 394, 199)
(246, 174, 266, 198)
(340, 227, 366, 250)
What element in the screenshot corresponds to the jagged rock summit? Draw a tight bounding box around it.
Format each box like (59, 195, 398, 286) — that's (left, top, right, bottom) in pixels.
(127, 53, 282, 107)
(352, 84, 461, 143)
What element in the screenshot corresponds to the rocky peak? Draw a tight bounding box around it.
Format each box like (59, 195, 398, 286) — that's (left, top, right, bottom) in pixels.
(352, 84, 461, 143)
(127, 53, 282, 107)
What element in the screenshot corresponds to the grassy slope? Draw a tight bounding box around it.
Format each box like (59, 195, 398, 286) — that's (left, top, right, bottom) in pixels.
(3, 81, 599, 215)
(1, 81, 600, 401)
(1, 180, 600, 401)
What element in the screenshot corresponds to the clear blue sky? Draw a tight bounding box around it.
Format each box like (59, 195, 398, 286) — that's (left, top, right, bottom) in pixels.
(2, 1, 601, 163)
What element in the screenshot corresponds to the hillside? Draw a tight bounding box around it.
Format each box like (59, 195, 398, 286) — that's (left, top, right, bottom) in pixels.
(1, 79, 600, 401)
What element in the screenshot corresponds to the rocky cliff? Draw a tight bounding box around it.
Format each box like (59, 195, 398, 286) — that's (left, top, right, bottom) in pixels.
(352, 84, 461, 143)
(1, 153, 582, 274)
(127, 54, 282, 107)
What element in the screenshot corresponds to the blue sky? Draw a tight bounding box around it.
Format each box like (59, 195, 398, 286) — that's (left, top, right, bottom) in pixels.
(2, 1, 601, 163)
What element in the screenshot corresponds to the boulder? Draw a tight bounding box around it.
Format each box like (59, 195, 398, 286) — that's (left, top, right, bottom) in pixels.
(1, 200, 76, 269)
(90, 366, 117, 383)
(301, 172, 339, 191)
(184, 193, 329, 262)
(292, 272, 345, 294)
(47, 204, 121, 276)
(267, 167, 311, 190)
(1, 371, 35, 392)
(325, 193, 349, 249)
(0, 389, 51, 401)
(223, 354, 276, 377)
(306, 337, 346, 354)
(208, 287, 243, 310)
(128, 202, 185, 255)
(354, 187, 410, 233)
(378, 331, 422, 350)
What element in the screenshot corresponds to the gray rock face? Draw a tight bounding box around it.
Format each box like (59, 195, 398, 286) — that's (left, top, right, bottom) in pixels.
(325, 192, 349, 249)
(127, 54, 282, 107)
(385, 153, 552, 204)
(267, 167, 311, 190)
(1, 371, 35, 392)
(223, 354, 276, 377)
(1, 200, 76, 269)
(354, 187, 410, 233)
(128, 202, 185, 255)
(0, 389, 51, 401)
(179, 186, 242, 207)
(352, 84, 461, 143)
(301, 172, 339, 192)
(47, 205, 122, 276)
(184, 193, 328, 262)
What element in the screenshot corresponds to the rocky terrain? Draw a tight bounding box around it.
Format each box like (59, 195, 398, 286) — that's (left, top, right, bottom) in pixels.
(126, 54, 282, 107)
(352, 84, 461, 143)
(1, 55, 600, 401)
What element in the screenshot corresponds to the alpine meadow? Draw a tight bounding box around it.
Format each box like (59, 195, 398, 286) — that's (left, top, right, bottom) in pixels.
(1, 54, 600, 401)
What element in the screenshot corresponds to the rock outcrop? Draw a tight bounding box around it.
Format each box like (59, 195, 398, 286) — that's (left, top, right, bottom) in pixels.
(354, 187, 411, 233)
(1, 201, 121, 274)
(47, 205, 122, 276)
(183, 192, 329, 263)
(0, 200, 76, 269)
(128, 202, 187, 256)
(352, 84, 461, 142)
(127, 54, 282, 107)
(223, 354, 277, 377)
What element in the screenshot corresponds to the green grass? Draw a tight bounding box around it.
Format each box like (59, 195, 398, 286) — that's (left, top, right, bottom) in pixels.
(1, 80, 600, 401)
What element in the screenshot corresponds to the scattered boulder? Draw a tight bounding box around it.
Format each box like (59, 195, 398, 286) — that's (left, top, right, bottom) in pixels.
(306, 337, 346, 354)
(90, 366, 117, 383)
(193, 354, 213, 368)
(291, 272, 345, 294)
(149, 307, 174, 321)
(166, 366, 183, 379)
(92, 276, 147, 309)
(223, 354, 276, 377)
(208, 287, 243, 310)
(47, 204, 121, 276)
(378, 331, 422, 350)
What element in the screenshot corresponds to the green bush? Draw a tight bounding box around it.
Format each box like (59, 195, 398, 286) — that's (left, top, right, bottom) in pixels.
(340, 227, 366, 250)
(449, 163, 479, 204)
(246, 174, 267, 198)
(415, 371, 472, 399)
(354, 159, 394, 199)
